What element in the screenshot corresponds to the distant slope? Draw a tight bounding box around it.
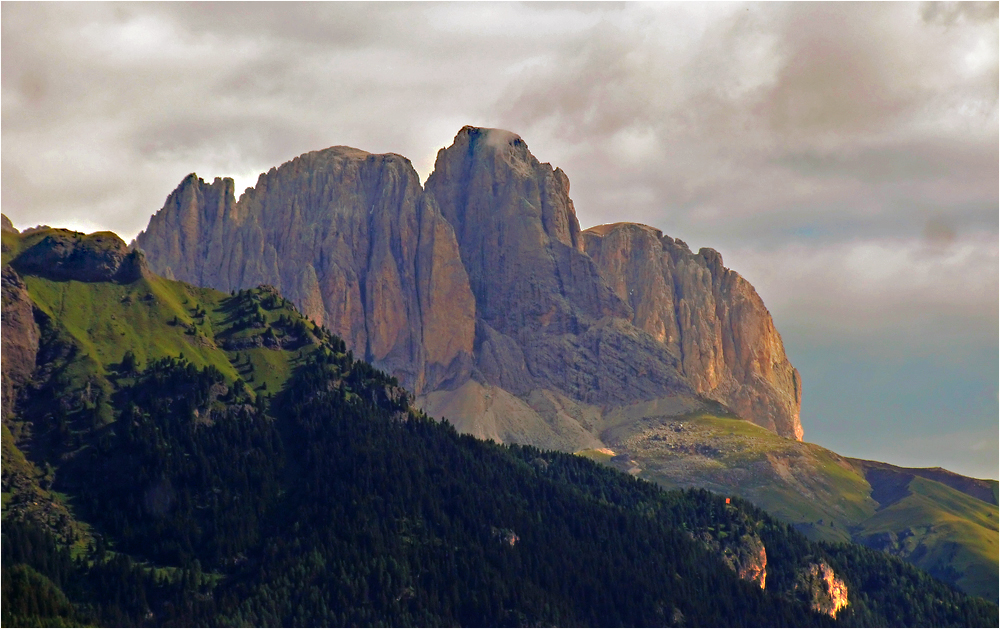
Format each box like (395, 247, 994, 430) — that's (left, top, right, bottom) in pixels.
(583, 408, 999, 601)
(850, 462, 999, 598)
(850, 458, 999, 506)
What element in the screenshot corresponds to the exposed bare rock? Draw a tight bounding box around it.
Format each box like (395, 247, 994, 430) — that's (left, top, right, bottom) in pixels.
(1, 214, 17, 233)
(697, 528, 768, 589)
(583, 222, 802, 440)
(12, 230, 147, 284)
(1, 267, 40, 421)
(426, 127, 694, 407)
(794, 561, 849, 618)
(135, 148, 476, 394)
(426, 126, 629, 338)
(135, 126, 801, 440)
(416, 380, 605, 453)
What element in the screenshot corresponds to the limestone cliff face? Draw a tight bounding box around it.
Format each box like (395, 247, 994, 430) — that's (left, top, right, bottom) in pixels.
(135, 148, 475, 394)
(425, 126, 627, 334)
(426, 127, 691, 406)
(135, 126, 801, 438)
(583, 223, 802, 440)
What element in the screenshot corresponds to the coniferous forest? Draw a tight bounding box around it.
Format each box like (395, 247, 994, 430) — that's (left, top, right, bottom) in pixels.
(2, 268, 997, 627)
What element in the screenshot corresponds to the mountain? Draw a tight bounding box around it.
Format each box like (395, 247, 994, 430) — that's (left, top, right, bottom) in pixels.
(2, 223, 996, 626)
(134, 126, 802, 443)
(131, 127, 998, 601)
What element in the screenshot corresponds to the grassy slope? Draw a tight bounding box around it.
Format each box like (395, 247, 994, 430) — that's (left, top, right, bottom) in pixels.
(856, 475, 999, 599)
(608, 413, 876, 541)
(598, 411, 998, 601)
(20, 274, 311, 399)
(3, 228, 326, 573)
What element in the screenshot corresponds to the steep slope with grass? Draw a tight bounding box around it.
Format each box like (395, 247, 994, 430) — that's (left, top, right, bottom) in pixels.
(2, 223, 995, 626)
(585, 406, 998, 601)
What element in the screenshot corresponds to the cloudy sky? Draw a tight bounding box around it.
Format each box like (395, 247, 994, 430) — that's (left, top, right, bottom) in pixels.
(3, 2, 997, 478)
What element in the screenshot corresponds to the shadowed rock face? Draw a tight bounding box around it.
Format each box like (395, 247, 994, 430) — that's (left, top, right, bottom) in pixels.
(583, 222, 802, 439)
(135, 126, 801, 439)
(135, 148, 476, 394)
(1, 267, 40, 422)
(13, 231, 147, 284)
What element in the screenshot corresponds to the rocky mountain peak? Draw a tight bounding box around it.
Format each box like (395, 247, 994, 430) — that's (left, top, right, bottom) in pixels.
(135, 127, 802, 440)
(135, 144, 476, 395)
(429, 126, 584, 252)
(2, 213, 17, 233)
(582, 222, 802, 440)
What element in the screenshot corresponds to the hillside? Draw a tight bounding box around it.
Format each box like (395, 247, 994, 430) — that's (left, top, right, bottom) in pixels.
(580, 406, 998, 600)
(2, 223, 995, 626)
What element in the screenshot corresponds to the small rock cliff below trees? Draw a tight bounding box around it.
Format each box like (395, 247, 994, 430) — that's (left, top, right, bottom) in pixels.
(134, 126, 802, 440)
(696, 528, 768, 590)
(795, 561, 849, 619)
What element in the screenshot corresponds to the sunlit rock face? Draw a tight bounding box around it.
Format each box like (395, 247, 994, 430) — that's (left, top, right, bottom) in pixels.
(425, 126, 692, 407)
(136, 126, 801, 439)
(135, 149, 476, 394)
(795, 561, 849, 618)
(583, 222, 803, 439)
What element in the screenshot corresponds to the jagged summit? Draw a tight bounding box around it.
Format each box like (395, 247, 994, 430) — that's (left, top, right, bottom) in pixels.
(454, 125, 525, 150)
(134, 126, 803, 442)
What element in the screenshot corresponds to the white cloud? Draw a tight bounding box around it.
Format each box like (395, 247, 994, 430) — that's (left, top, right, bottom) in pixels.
(724, 231, 998, 336)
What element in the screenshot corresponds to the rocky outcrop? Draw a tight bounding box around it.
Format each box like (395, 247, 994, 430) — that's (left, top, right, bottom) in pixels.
(135, 149, 476, 394)
(795, 561, 849, 618)
(12, 230, 147, 284)
(1, 267, 40, 421)
(426, 127, 692, 407)
(697, 529, 767, 589)
(583, 222, 802, 439)
(135, 126, 800, 438)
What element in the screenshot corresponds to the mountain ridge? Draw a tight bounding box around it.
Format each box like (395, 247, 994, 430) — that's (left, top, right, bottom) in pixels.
(134, 125, 803, 443)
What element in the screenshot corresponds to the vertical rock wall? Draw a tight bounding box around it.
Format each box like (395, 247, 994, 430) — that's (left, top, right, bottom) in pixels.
(134, 126, 802, 438)
(135, 148, 476, 394)
(583, 222, 802, 439)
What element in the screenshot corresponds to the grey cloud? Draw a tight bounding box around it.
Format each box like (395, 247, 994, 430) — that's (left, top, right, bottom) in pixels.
(921, 1, 1000, 25)
(491, 2, 997, 258)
